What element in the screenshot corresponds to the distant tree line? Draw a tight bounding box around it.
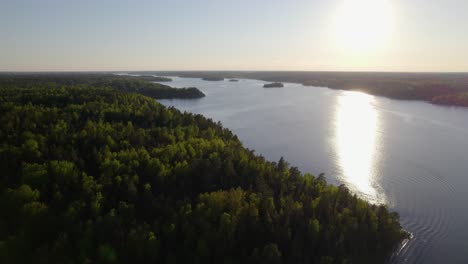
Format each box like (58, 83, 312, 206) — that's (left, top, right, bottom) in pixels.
(264, 82, 284, 88)
(154, 71, 468, 106)
(432, 92, 468, 106)
(0, 73, 204, 99)
(134, 75, 173, 82)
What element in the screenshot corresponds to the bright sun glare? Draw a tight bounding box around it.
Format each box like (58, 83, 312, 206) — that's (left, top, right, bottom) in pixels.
(334, 0, 394, 53)
(334, 91, 385, 204)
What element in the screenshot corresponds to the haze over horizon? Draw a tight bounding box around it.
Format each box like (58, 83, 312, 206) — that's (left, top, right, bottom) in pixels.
(2, 0, 468, 72)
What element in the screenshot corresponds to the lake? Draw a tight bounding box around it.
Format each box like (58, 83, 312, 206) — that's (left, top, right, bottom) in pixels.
(158, 77, 468, 264)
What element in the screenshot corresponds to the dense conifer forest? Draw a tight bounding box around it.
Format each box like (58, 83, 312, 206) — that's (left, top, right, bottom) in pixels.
(0, 73, 204, 99)
(0, 75, 407, 263)
(264, 82, 284, 88)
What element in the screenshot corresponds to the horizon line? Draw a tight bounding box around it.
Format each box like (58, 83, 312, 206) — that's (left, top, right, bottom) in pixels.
(1, 70, 468, 74)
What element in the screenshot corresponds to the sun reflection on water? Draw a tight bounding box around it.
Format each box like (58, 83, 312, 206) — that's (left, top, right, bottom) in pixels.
(334, 91, 385, 204)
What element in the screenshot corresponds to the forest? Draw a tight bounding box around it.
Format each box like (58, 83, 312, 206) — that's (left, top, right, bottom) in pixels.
(133, 75, 173, 82)
(0, 73, 204, 99)
(431, 92, 468, 106)
(264, 82, 284, 88)
(0, 75, 407, 263)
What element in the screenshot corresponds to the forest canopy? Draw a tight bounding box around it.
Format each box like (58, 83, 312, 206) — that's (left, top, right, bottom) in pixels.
(264, 82, 284, 88)
(0, 73, 204, 99)
(0, 75, 407, 263)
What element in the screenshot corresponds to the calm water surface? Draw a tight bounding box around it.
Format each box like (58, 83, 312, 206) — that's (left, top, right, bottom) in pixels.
(158, 77, 468, 264)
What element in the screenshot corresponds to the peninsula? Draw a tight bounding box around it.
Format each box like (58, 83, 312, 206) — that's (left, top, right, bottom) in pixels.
(264, 82, 284, 88)
(0, 73, 407, 264)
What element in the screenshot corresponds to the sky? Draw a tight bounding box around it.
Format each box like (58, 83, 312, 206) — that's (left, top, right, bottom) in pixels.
(1, 0, 468, 72)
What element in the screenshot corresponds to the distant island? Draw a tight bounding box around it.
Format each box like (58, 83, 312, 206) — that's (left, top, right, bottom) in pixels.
(263, 82, 284, 88)
(155, 71, 468, 107)
(202, 77, 224, 81)
(229, 79, 239, 82)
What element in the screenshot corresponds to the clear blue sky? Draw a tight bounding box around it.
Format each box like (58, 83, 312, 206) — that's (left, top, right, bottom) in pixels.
(1, 0, 467, 72)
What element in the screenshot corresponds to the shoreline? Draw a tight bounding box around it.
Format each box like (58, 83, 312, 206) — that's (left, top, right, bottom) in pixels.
(149, 71, 468, 108)
(159, 75, 468, 109)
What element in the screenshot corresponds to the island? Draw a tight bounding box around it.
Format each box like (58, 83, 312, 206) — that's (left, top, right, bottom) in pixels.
(0, 73, 408, 263)
(263, 82, 284, 88)
(229, 79, 239, 82)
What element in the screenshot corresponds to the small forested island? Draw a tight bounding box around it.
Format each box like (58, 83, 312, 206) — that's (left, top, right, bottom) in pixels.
(202, 77, 224, 81)
(264, 82, 284, 88)
(229, 79, 239, 82)
(0, 74, 407, 263)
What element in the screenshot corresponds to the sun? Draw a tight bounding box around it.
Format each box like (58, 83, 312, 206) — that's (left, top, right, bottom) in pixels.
(333, 0, 394, 53)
